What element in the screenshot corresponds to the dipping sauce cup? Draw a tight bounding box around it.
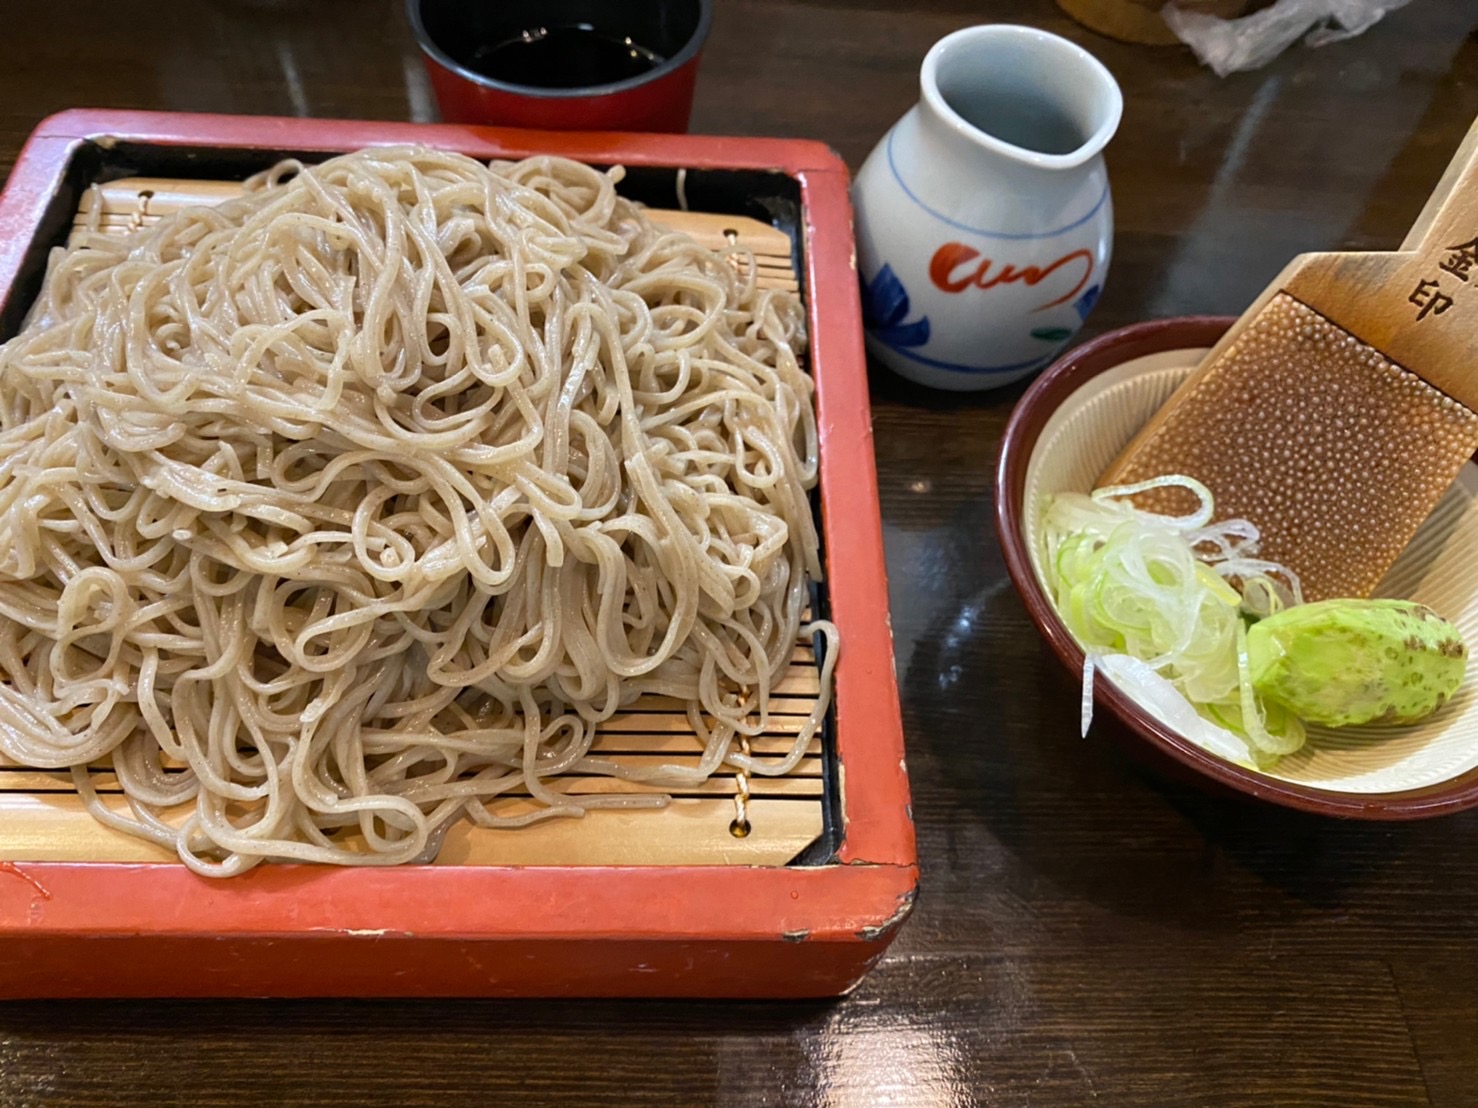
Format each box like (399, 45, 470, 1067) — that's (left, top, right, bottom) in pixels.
(406, 0, 713, 132)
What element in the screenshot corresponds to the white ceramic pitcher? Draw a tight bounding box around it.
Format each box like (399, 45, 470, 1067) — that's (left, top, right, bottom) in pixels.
(853, 25, 1122, 391)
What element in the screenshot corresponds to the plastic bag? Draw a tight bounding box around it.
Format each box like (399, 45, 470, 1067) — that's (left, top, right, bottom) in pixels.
(1163, 0, 1414, 76)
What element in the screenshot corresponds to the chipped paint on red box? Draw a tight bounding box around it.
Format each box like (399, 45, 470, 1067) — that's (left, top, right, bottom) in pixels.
(0, 110, 915, 998)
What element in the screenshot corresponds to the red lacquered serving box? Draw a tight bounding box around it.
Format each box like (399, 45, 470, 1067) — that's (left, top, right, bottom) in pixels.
(0, 110, 915, 998)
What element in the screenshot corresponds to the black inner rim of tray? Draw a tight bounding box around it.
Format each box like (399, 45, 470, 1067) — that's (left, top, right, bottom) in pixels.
(0, 137, 841, 867)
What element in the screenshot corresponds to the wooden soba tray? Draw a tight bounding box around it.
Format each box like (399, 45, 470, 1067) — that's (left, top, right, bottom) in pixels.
(0, 110, 915, 998)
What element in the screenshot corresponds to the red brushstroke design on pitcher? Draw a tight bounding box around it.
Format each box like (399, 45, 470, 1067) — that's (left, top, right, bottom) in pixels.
(928, 243, 1093, 311)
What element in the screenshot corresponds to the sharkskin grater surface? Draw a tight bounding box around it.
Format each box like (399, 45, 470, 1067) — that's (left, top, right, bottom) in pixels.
(1105, 294, 1478, 601)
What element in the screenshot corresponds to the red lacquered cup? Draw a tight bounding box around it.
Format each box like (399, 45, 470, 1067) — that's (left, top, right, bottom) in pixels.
(406, 0, 713, 133)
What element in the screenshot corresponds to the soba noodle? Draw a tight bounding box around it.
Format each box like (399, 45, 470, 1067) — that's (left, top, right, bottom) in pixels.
(0, 147, 836, 875)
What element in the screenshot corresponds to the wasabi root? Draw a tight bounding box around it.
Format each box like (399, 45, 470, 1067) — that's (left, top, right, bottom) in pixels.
(1248, 599, 1467, 727)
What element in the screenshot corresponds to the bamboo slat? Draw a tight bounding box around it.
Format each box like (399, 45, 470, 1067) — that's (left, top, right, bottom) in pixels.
(0, 173, 825, 868)
(70, 178, 801, 291)
(0, 759, 826, 796)
(0, 794, 823, 866)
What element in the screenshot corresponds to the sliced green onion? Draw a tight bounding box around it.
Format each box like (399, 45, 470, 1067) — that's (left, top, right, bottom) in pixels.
(1043, 478, 1306, 765)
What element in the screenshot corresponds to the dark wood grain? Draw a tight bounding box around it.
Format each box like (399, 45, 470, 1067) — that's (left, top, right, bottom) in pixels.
(3, 0, 1478, 1104)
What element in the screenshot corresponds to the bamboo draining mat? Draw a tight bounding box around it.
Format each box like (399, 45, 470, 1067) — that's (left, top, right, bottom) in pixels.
(0, 176, 823, 867)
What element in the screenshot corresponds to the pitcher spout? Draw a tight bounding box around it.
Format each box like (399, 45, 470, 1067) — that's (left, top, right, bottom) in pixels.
(920, 24, 1122, 171)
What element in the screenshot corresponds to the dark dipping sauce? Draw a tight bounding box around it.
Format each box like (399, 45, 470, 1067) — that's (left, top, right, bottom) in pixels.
(466, 23, 665, 89)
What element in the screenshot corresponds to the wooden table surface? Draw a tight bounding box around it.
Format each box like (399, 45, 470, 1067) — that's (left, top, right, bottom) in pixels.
(3, 1, 1478, 1104)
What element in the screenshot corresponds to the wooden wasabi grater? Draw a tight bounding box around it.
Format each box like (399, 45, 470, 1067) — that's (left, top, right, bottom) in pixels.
(1102, 118, 1478, 602)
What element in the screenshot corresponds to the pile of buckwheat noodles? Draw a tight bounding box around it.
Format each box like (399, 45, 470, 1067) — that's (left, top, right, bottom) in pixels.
(0, 147, 835, 875)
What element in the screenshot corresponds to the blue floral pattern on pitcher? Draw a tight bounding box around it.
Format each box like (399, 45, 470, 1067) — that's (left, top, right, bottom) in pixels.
(1073, 283, 1101, 320)
(861, 264, 930, 348)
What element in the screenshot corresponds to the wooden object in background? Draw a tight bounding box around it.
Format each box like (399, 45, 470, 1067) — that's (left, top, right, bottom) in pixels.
(1056, 0, 1252, 46)
(1103, 118, 1478, 601)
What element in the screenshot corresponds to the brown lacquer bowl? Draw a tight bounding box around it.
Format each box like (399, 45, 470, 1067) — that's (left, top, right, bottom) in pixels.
(996, 317, 1478, 820)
